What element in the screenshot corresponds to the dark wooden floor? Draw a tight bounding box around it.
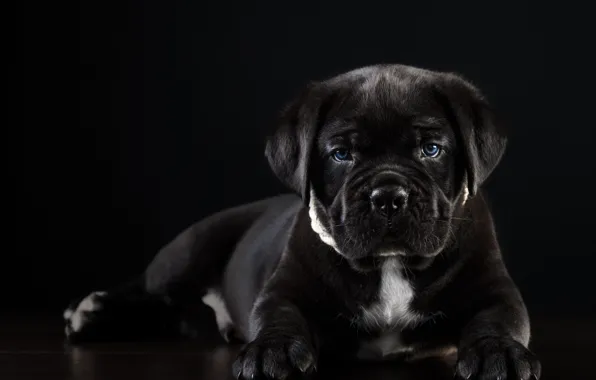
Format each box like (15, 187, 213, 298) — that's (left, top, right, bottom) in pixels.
(0, 314, 593, 380)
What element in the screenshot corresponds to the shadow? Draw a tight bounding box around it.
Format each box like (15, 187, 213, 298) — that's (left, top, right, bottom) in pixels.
(65, 342, 456, 380)
(5, 314, 596, 379)
(314, 356, 456, 380)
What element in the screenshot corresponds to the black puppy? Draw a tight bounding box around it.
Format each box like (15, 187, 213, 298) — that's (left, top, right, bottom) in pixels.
(64, 64, 541, 380)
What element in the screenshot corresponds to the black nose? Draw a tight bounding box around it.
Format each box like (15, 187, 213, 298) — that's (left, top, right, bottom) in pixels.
(370, 185, 408, 216)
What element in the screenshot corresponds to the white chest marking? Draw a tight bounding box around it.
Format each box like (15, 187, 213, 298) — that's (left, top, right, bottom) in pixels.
(357, 259, 423, 359)
(307, 190, 423, 359)
(360, 258, 422, 329)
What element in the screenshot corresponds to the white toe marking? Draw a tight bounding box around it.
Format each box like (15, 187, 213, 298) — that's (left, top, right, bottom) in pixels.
(63, 308, 73, 320)
(201, 289, 233, 332)
(68, 291, 106, 333)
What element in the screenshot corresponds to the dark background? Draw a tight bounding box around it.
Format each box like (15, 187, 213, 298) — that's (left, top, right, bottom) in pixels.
(18, 0, 594, 323)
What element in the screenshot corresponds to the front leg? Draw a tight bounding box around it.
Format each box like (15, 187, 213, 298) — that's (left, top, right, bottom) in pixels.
(233, 295, 318, 380)
(455, 286, 541, 380)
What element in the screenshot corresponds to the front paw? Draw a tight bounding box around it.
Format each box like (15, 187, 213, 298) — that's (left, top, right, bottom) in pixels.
(233, 336, 317, 380)
(456, 337, 541, 380)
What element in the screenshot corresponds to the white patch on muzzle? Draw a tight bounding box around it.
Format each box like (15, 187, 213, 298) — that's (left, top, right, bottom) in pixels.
(461, 185, 469, 205)
(308, 189, 340, 252)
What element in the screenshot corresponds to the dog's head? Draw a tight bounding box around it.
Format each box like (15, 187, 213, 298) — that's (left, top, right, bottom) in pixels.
(265, 64, 506, 263)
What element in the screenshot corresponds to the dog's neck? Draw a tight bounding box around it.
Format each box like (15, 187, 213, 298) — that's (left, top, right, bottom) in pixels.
(308, 189, 341, 253)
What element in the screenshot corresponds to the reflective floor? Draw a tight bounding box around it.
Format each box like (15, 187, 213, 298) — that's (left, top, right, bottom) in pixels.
(0, 315, 592, 380)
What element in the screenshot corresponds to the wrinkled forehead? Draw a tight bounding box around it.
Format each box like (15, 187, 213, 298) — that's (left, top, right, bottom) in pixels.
(320, 67, 453, 139)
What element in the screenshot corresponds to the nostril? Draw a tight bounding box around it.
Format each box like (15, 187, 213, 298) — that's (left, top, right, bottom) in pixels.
(373, 197, 386, 210)
(370, 186, 408, 214)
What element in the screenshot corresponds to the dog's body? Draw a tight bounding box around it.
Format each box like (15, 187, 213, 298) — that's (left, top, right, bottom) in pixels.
(65, 64, 540, 379)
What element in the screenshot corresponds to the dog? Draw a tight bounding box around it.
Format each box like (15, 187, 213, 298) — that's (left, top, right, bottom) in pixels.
(64, 64, 541, 380)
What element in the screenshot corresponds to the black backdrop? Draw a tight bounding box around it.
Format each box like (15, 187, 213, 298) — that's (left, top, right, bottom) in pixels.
(18, 1, 595, 318)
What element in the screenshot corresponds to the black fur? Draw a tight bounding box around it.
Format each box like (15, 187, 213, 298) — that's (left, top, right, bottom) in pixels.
(64, 64, 540, 380)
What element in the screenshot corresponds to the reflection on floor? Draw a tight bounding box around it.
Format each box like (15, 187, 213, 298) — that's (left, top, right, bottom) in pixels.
(0, 314, 592, 380)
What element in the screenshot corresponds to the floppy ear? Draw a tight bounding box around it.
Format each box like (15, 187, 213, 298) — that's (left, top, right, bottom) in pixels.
(264, 83, 327, 203)
(441, 74, 508, 197)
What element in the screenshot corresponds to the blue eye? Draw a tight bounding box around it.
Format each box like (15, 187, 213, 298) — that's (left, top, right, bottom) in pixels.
(332, 149, 352, 162)
(421, 143, 441, 158)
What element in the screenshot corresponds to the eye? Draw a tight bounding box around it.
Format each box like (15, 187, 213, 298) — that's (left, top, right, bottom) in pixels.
(331, 148, 352, 162)
(421, 143, 442, 158)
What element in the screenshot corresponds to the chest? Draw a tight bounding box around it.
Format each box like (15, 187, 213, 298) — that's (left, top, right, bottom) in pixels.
(355, 259, 424, 359)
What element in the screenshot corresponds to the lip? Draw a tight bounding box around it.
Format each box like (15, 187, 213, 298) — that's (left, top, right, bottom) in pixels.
(377, 251, 407, 257)
(371, 237, 407, 255)
(347, 256, 384, 272)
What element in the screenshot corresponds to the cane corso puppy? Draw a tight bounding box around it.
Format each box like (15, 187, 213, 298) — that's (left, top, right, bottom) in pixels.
(64, 64, 541, 380)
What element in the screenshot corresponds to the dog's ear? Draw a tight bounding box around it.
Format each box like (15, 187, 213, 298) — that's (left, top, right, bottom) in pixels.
(440, 74, 508, 197)
(265, 83, 328, 203)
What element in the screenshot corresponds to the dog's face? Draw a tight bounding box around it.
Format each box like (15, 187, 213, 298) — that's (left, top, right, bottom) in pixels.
(266, 65, 506, 263)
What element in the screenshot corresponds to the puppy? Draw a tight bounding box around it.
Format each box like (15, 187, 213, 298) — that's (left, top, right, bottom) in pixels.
(64, 64, 541, 380)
